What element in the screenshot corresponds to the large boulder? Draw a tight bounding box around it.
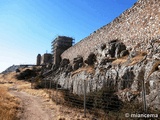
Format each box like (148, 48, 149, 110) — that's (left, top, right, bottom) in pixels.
(60, 58, 70, 67)
(85, 53, 96, 65)
(115, 42, 127, 58)
(73, 56, 83, 64)
(66, 64, 73, 73)
(73, 56, 83, 70)
(107, 40, 127, 58)
(108, 41, 117, 58)
(120, 50, 129, 57)
(73, 63, 79, 70)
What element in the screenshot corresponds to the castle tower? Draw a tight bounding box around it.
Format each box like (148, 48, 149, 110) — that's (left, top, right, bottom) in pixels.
(41, 53, 52, 65)
(52, 36, 74, 66)
(36, 54, 41, 65)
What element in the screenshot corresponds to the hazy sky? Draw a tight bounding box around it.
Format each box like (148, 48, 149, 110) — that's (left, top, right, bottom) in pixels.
(0, 0, 137, 72)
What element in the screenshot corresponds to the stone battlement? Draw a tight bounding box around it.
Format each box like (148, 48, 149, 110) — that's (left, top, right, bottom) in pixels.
(61, 0, 160, 61)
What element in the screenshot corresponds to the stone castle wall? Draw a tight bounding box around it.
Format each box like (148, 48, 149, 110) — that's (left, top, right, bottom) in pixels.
(61, 0, 160, 61)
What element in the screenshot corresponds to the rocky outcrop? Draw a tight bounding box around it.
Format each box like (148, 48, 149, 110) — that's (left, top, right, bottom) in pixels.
(147, 71, 160, 110)
(73, 56, 83, 70)
(45, 39, 160, 111)
(107, 40, 127, 58)
(60, 58, 70, 68)
(84, 53, 96, 65)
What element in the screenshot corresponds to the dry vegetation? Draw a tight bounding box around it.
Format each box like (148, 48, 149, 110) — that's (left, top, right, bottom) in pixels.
(18, 85, 93, 119)
(2, 61, 159, 119)
(0, 71, 93, 120)
(0, 73, 21, 120)
(0, 72, 17, 83)
(71, 65, 95, 76)
(112, 56, 128, 65)
(0, 85, 20, 120)
(112, 51, 147, 66)
(128, 51, 147, 66)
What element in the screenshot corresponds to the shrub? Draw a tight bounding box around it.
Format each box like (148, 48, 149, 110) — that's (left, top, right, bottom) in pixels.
(16, 69, 37, 80)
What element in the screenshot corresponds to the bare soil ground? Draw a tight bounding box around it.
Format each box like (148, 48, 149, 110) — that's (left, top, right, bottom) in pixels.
(9, 87, 92, 120)
(10, 90, 54, 120)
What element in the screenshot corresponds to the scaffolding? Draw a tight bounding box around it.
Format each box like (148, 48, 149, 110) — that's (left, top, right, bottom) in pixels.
(51, 36, 75, 66)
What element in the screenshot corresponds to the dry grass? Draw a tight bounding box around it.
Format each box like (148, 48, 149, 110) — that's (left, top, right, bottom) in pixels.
(112, 51, 147, 66)
(0, 68, 93, 120)
(0, 85, 20, 120)
(128, 51, 146, 66)
(71, 65, 95, 76)
(19, 87, 93, 120)
(0, 72, 17, 83)
(112, 56, 128, 65)
(22, 88, 50, 98)
(16, 82, 31, 90)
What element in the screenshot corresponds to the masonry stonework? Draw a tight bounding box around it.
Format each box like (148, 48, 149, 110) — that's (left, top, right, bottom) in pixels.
(61, 0, 160, 61)
(41, 53, 52, 65)
(36, 54, 41, 65)
(52, 36, 74, 66)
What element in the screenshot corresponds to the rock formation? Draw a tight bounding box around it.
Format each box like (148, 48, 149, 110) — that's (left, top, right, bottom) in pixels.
(44, 38, 160, 111)
(41, 0, 160, 112)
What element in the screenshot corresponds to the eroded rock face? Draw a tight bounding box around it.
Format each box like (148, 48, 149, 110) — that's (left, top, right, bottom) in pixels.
(147, 71, 160, 110)
(73, 56, 83, 70)
(84, 53, 96, 65)
(120, 50, 129, 57)
(46, 40, 160, 110)
(153, 53, 160, 60)
(107, 40, 127, 58)
(100, 43, 106, 50)
(108, 41, 117, 58)
(60, 59, 70, 67)
(115, 42, 127, 58)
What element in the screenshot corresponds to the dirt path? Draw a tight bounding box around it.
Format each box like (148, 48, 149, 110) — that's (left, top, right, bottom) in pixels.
(8, 84, 92, 120)
(1, 72, 92, 120)
(10, 91, 54, 120)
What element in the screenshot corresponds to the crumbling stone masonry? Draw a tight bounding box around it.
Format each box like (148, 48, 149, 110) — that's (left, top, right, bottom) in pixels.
(52, 36, 74, 66)
(40, 53, 52, 65)
(61, 0, 160, 61)
(36, 54, 41, 65)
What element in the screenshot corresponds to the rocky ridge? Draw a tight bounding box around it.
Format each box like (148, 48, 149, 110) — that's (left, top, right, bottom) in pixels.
(45, 39, 160, 110)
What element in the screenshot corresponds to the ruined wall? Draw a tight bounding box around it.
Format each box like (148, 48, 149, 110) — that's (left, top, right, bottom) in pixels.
(41, 53, 52, 65)
(36, 54, 41, 65)
(61, 0, 160, 61)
